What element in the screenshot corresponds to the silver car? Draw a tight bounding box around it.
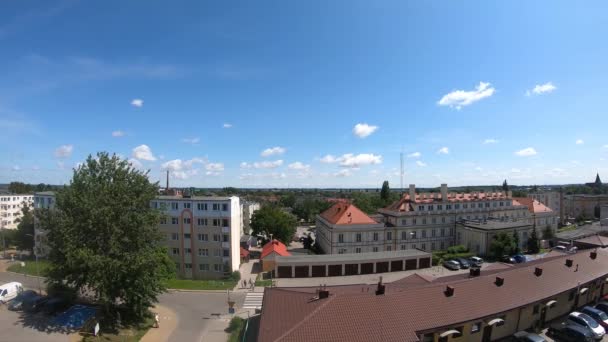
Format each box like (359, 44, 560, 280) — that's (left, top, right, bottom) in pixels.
(443, 260, 460, 270)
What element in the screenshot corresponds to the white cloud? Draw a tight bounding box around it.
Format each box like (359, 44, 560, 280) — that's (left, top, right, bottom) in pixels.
(206, 171, 221, 176)
(181, 137, 200, 144)
(338, 154, 382, 168)
(407, 152, 421, 158)
(416, 161, 427, 167)
(438, 82, 495, 109)
(320, 155, 338, 163)
(57, 161, 65, 169)
(112, 130, 125, 137)
(241, 160, 284, 169)
(205, 163, 224, 172)
(32, 166, 40, 171)
(131, 98, 144, 107)
(575, 139, 584, 145)
(223, 123, 232, 128)
(483, 138, 498, 144)
(511, 168, 521, 173)
(54, 144, 73, 158)
(437, 147, 449, 154)
(604, 145, 608, 149)
(526, 82, 556, 96)
(288, 162, 310, 170)
(334, 169, 352, 177)
(352, 123, 378, 138)
(475, 166, 483, 171)
(161, 158, 205, 172)
(128, 158, 143, 169)
(515, 147, 537, 157)
(132, 144, 156, 161)
(172, 170, 198, 180)
(261, 146, 286, 157)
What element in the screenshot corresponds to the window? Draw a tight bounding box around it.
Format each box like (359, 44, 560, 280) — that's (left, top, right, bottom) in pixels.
(171, 233, 179, 240)
(184, 233, 191, 239)
(213, 249, 221, 257)
(197, 218, 207, 226)
(432, 229, 436, 237)
(418, 205, 425, 211)
(432, 217, 436, 224)
(355, 247, 362, 253)
(223, 234, 229, 242)
(338, 234, 344, 243)
(338, 248, 346, 254)
(440, 228, 445, 237)
(413, 218, 417, 225)
(401, 219, 407, 225)
(422, 230, 426, 238)
(184, 203, 191, 209)
(437, 204, 442, 210)
(213, 234, 220, 242)
(569, 290, 576, 301)
(386, 245, 392, 251)
(199, 264, 209, 271)
(386, 232, 392, 241)
(401, 231, 407, 240)
(471, 322, 481, 334)
(197, 203, 207, 210)
(160, 217, 167, 224)
(212, 203, 220, 211)
(184, 263, 192, 270)
(411, 231, 417, 239)
(533, 304, 539, 314)
(373, 247, 378, 252)
(356, 233, 362, 242)
(198, 233, 208, 241)
(440, 241, 445, 250)
(421, 243, 426, 250)
(422, 218, 427, 224)
(213, 264, 221, 272)
(223, 249, 230, 257)
(213, 219, 220, 226)
(493, 202, 497, 207)
(411, 244, 416, 249)
(431, 242, 435, 250)
(171, 217, 178, 225)
(199, 248, 209, 256)
(373, 232, 379, 241)
(222, 218, 229, 227)
(455, 204, 460, 209)
(446, 204, 452, 210)
(152, 201, 158, 209)
(222, 203, 228, 211)
(184, 217, 191, 224)
(499, 201, 504, 207)
(401, 244, 406, 250)
(184, 248, 192, 254)
(463, 203, 468, 209)
(172, 248, 180, 255)
(428, 205, 433, 211)
(171, 202, 178, 210)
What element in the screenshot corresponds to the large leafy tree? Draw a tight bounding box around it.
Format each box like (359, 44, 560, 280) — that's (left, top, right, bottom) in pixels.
(9, 182, 33, 194)
(380, 181, 390, 202)
(40, 153, 174, 323)
(250, 205, 296, 244)
(14, 205, 35, 253)
(489, 232, 517, 260)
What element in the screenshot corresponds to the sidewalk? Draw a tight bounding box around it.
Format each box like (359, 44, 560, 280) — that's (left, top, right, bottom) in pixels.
(233, 260, 259, 292)
(140, 304, 177, 342)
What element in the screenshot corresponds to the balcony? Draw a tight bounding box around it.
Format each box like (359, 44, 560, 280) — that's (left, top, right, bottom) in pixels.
(222, 242, 231, 249)
(221, 226, 231, 233)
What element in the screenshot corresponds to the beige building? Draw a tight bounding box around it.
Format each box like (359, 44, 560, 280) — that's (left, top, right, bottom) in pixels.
(527, 190, 563, 224)
(564, 194, 608, 221)
(1, 194, 34, 229)
(456, 219, 534, 255)
(240, 201, 260, 234)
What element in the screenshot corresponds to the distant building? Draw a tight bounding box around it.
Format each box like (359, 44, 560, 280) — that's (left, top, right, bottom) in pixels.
(260, 239, 291, 272)
(456, 219, 534, 255)
(602, 205, 608, 226)
(585, 172, 603, 189)
(564, 194, 608, 220)
(527, 190, 563, 224)
(240, 201, 260, 234)
(0, 194, 34, 229)
(513, 197, 559, 232)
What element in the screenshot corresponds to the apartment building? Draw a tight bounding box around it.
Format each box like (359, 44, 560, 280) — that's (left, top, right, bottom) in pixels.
(33, 192, 243, 280)
(0, 194, 34, 229)
(153, 195, 242, 280)
(240, 201, 260, 234)
(527, 190, 563, 224)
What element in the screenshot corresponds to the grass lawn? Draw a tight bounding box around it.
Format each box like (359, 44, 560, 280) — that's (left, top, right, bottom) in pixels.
(557, 224, 577, 233)
(226, 316, 245, 342)
(164, 278, 237, 290)
(7, 259, 52, 276)
(255, 274, 273, 287)
(82, 316, 153, 342)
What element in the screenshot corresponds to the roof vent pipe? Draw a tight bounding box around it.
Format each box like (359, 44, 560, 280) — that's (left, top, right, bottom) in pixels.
(534, 267, 543, 277)
(444, 285, 455, 297)
(495, 277, 504, 287)
(565, 259, 573, 267)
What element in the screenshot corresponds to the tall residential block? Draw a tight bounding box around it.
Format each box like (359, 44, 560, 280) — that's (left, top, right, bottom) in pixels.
(0, 194, 34, 229)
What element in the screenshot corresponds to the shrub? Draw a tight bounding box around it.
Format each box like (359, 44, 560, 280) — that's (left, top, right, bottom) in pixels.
(229, 271, 241, 281)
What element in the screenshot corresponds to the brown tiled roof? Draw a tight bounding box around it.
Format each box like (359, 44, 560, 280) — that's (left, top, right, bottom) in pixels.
(258, 250, 608, 342)
(319, 202, 378, 225)
(513, 197, 553, 214)
(576, 234, 608, 247)
(383, 193, 523, 212)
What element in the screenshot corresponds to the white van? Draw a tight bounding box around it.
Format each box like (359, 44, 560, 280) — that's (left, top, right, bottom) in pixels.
(0, 282, 24, 303)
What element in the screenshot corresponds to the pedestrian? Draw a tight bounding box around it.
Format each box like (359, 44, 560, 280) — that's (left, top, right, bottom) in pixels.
(154, 313, 160, 328)
(249, 279, 253, 287)
(242, 280, 246, 288)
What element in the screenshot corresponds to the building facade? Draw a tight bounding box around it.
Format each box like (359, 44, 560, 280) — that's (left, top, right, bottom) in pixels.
(0, 194, 34, 229)
(527, 190, 563, 224)
(240, 201, 260, 234)
(564, 194, 608, 221)
(602, 205, 608, 226)
(34, 192, 243, 280)
(456, 219, 534, 255)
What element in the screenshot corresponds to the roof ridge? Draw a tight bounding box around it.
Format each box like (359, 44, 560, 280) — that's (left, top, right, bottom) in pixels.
(272, 294, 338, 342)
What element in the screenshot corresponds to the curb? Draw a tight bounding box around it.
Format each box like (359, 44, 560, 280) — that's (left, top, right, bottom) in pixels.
(5, 271, 46, 280)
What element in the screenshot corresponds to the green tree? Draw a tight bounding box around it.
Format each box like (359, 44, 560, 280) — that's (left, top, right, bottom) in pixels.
(40, 153, 174, 324)
(14, 205, 35, 254)
(279, 193, 296, 208)
(9, 182, 33, 194)
(380, 181, 390, 203)
(511, 230, 520, 254)
(292, 198, 331, 222)
(489, 232, 516, 260)
(502, 180, 509, 192)
(527, 228, 540, 254)
(250, 205, 297, 244)
(542, 225, 554, 240)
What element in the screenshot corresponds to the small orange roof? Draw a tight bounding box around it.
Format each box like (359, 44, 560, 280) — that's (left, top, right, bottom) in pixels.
(513, 197, 553, 213)
(320, 202, 378, 225)
(261, 240, 291, 259)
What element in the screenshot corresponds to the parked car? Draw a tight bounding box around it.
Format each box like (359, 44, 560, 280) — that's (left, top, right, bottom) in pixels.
(513, 330, 546, 342)
(443, 260, 460, 271)
(595, 302, 608, 315)
(469, 256, 484, 267)
(454, 258, 470, 269)
(548, 322, 595, 342)
(42, 297, 71, 315)
(567, 311, 605, 340)
(22, 294, 49, 313)
(581, 306, 608, 329)
(512, 254, 527, 264)
(0, 282, 24, 303)
(502, 255, 516, 264)
(7, 290, 37, 311)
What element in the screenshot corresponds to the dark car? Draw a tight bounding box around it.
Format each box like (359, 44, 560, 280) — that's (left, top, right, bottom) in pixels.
(548, 322, 595, 342)
(502, 255, 516, 264)
(513, 254, 527, 263)
(7, 290, 37, 311)
(22, 294, 49, 312)
(513, 331, 546, 342)
(454, 258, 470, 269)
(595, 302, 608, 315)
(582, 306, 608, 329)
(41, 297, 71, 315)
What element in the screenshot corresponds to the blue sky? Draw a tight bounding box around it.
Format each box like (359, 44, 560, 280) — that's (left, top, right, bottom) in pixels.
(1, 1, 607, 188)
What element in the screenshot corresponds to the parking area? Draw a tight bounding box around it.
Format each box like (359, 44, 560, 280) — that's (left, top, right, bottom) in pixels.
(0, 303, 76, 342)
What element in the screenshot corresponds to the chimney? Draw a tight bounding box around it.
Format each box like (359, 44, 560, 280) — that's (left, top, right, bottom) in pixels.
(534, 267, 543, 277)
(444, 285, 455, 297)
(565, 259, 573, 267)
(376, 277, 385, 296)
(495, 277, 504, 287)
(469, 268, 481, 277)
(409, 184, 416, 202)
(441, 184, 448, 202)
(507, 190, 513, 198)
(319, 289, 329, 299)
(590, 251, 597, 260)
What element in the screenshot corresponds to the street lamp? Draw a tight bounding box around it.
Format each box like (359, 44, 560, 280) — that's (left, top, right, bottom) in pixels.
(25, 233, 42, 294)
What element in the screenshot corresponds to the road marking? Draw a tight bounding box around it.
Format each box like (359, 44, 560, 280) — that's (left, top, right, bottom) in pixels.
(243, 292, 264, 309)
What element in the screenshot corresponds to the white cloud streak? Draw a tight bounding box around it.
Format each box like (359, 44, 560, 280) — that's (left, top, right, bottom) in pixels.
(181, 137, 200, 144)
(438, 82, 495, 109)
(526, 82, 556, 96)
(437, 147, 449, 154)
(575, 139, 584, 145)
(288, 162, 310, 170)
(261, 146, 286, 157)
(132, 144, 156, 161)
(416, 161, 427, 167)
(54, 144, 73, 158)
(112, 130, 125, 137)
(483, 138, 498, 144)
(407, 152, 421, 158)
(515, 147, 537, 157)
(131, 98, 144, 107)
(352, 123, 379, 138)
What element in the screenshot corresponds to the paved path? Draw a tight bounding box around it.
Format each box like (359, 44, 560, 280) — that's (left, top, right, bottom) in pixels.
(234, 260, 257, 292)
(140, 304, 177, 342)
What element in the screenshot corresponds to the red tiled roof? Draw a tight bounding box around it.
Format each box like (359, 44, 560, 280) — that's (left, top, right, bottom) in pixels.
(261, 240, 291, 259)
(319, 202, 378, 225)
(513, 197, 553, 214)
(259, 250, 608, 342)
(240, 247, 250, 257)
(384, 192, 519, 211)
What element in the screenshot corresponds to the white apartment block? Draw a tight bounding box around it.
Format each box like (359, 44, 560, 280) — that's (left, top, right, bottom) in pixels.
(34, 192, 243, 280)
(0, 194, 34, 229)
(317, 184, 558, 256)
(241, 201, 260, 234)
(33, 192, 56, 256)
(153, 195, 242, 280)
